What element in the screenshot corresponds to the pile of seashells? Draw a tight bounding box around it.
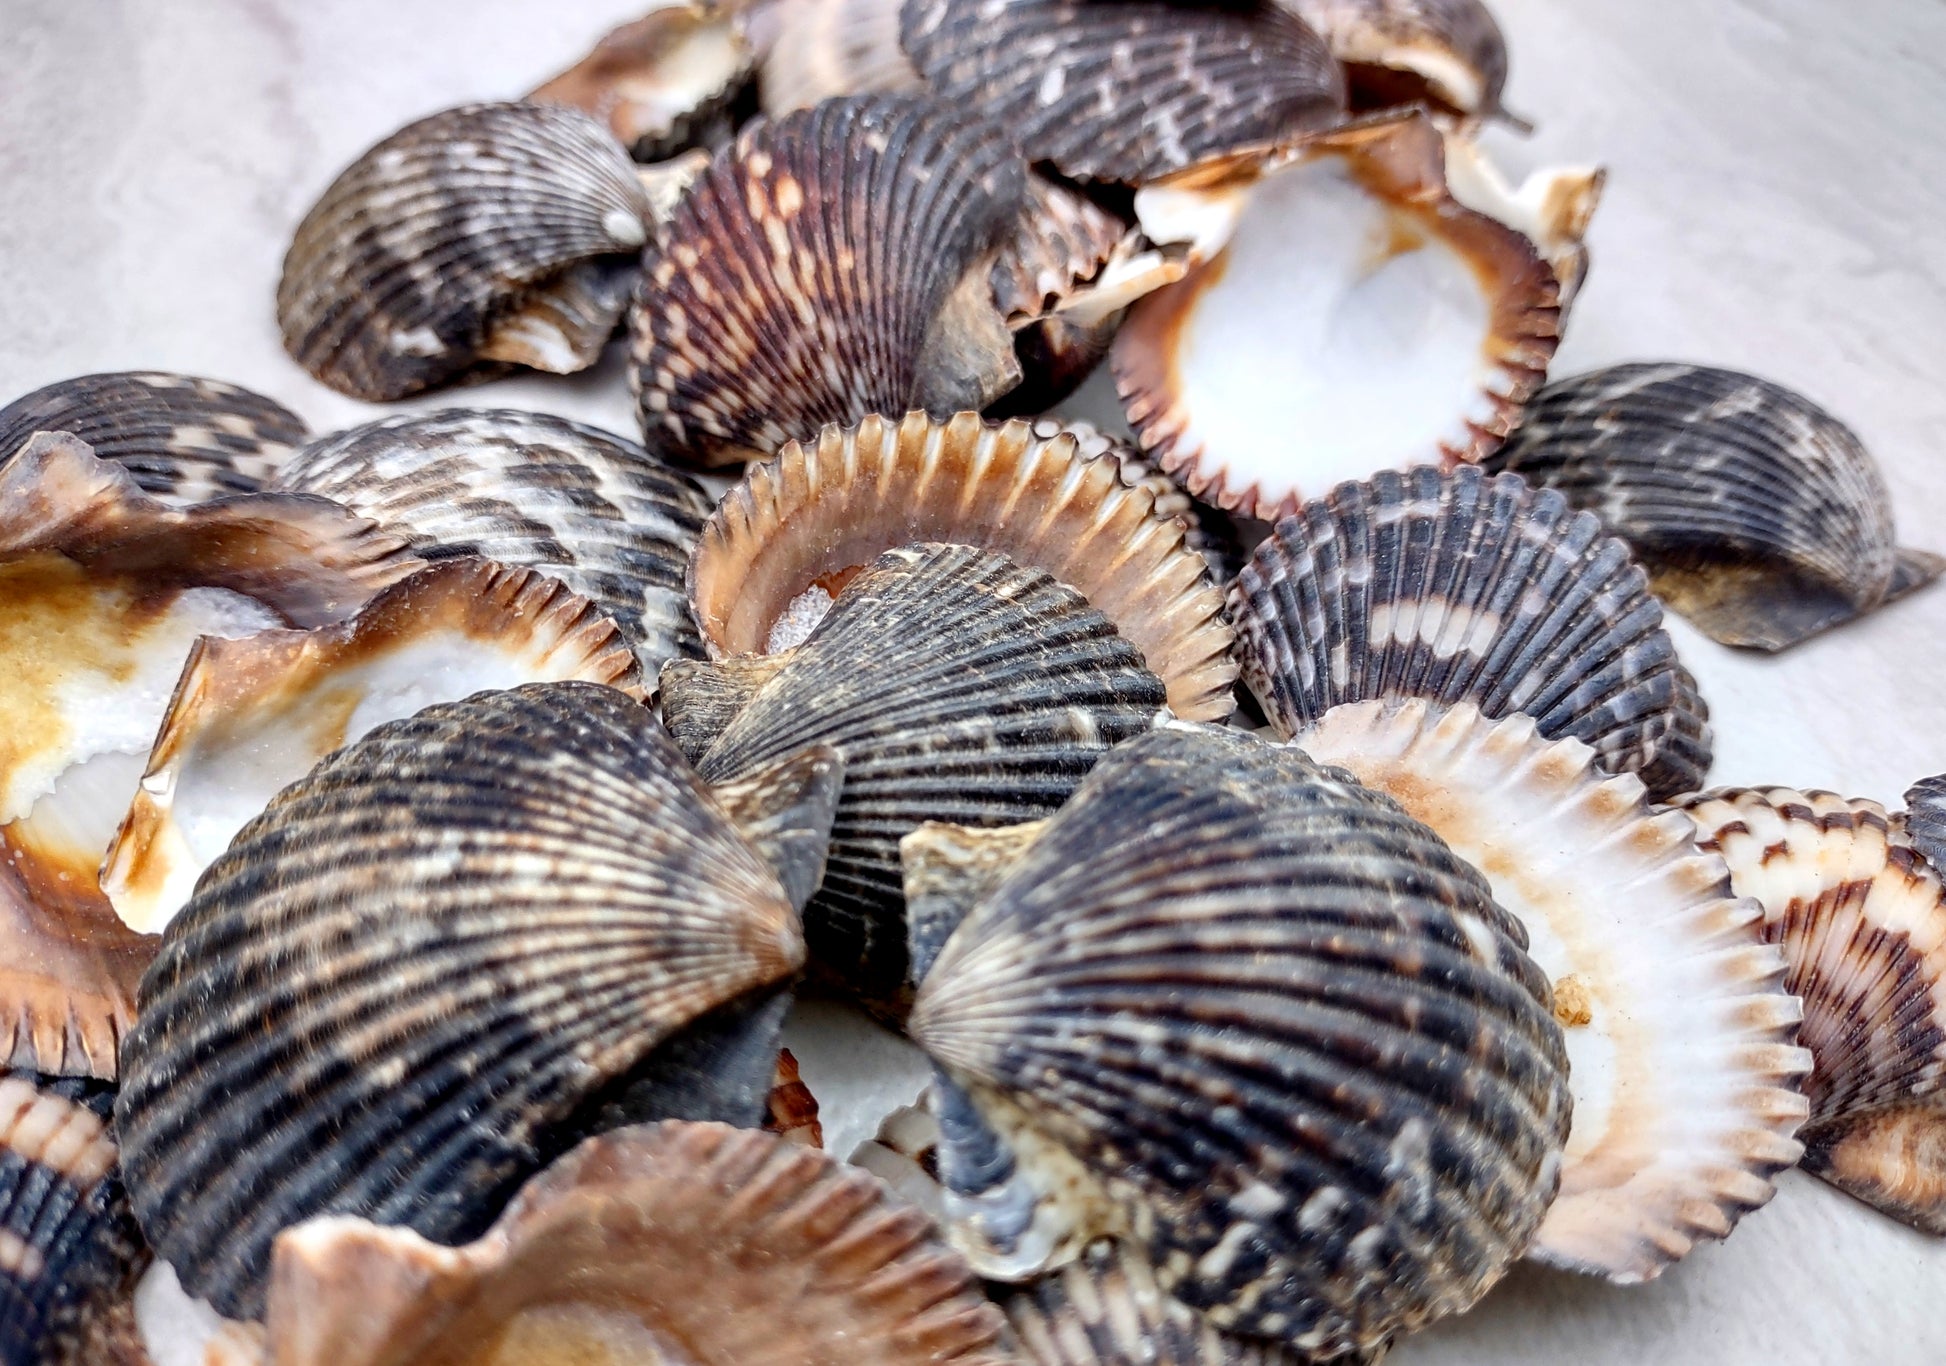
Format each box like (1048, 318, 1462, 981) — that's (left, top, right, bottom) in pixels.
(4, 1, 1943, 1363)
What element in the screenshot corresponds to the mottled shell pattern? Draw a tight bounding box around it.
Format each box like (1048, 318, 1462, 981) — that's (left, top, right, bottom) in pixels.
(1279, 0, 1512, 121)
(1899, 775, 1946, 877)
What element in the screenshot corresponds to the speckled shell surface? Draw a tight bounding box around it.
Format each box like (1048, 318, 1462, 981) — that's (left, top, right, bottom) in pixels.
(1280, 0, 1510, 119)
(755, 0, 921, 115)
(277, 101, 652, 400)
(1230, 464, 1711, 802)
(1488, 363, 1943, 651)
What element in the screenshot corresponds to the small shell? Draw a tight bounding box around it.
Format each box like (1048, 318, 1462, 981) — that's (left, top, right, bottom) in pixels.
(278, 102, 652, 400)
(1297, 700, 1811, 1281)
(0, 372, 307, 506)
(1488, 363, 1944, 651)
(1279, 0, 1513, 122)
(1899, 776, 1946, 878)
(689, 411, 1236, 720)
(629, 94, 1027, 467)
(899, 0, 1345, 185)
(275, 408, 710, 675)
(766, 1048, 824, 1147)
(1229, 464, 1713, 802)
(754, 0, 922, 115)
(905, 724, 1571, 1360)
(1685, 789, 1946, 1235)
(115, 683, 837, 1317)
(1114, 111, 1562, 521)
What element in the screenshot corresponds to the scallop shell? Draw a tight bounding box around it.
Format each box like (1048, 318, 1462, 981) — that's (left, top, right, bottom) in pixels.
(905, 723, 1572, 1360)
(278, 101, 652, 401)
(689, 411, 1236, 720)
(754, 0, 922, 115)
(274, 408, 710, 675)
(1296, 700, 1810, 1281)
(899, 0, 1345, 185)
(1899, 776, 1946, 878)
(1441, 134, 1604, 312)
(1279, 0, 1513, 122)
(1114, 111, 1562, 520)
(664, 543, 1166, 1006)
(1487, 363, 1945, 652)
(0, 372, 307, 507)
(114, 682, 839, 1317)
(1685, 788, 1946, 1235)
(1229, 463, 1712, 802)
(629, 94, 1027, 468)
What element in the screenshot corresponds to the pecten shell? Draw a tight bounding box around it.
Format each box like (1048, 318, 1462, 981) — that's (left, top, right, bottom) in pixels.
(1279, 0, 1513, 122)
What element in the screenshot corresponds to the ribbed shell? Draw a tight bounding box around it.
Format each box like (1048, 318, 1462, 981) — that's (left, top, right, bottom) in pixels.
(899, 0, 1345, 185)
(1488, 363, 1943, 651)
(988, 179, 1135, 414)
(629, 94, 1027, 467)
(0, 372, 306, 506)
(756, 0, 922, 115)
(1901, 776, 1946, 878)
(1280, 0, 1510, 119)
(908, 724, 1571, 1360)
(276, 409, 709, 674)
(1230, 464, 1711, 802)
(277, 101, 652, 400)
(114, 683, 809, 1318)
(1634, 663, 1714, 802)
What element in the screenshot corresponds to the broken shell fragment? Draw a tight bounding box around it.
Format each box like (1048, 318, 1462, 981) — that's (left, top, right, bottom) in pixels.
(766, 1048, 823, 1147)
(1280, 0, 1513, 123)
(1488, 363, 1944, 651)
(754, 0, 921, 115)
(278, 101, 653, 401)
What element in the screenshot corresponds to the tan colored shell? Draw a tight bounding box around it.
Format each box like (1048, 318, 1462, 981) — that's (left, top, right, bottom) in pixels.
(753, 0, 921, 115)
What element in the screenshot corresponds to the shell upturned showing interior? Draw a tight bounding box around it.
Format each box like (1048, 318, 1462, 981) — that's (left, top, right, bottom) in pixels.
(689, 411, 1236, 720)
(906, 725, 1571, 1361)
(629, 94, 1027, 468)
(1488, 363, 1945, 652)
(754, 0, 921, 115)
(1230, 464, 1712, 803)
(1297, 700, 1810, 1281)
(1279, 0, 1512, 121)
(1115, 111, 1561, 521)
(1685, 789, 1946, 1235)
(278, 101, 652, 401)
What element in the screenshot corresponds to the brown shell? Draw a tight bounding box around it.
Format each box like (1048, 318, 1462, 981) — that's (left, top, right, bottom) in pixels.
(1280, 0, 1513, 121)
(765, 1048, 824, 1147)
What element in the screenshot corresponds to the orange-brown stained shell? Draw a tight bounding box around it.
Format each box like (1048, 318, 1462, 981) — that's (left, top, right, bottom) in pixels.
(764, 1047, 823, 1147)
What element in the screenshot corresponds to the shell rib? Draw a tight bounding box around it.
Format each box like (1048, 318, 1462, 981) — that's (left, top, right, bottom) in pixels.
(1487, 363, 1944, 651)
(278, 101, 652, 400)
(689, 411, 1236, 720)
(754, 0, 921, 115)
(1230, 464, 1710, 802)
(1685, 788, 1946, 1235)
(1279, 0, 1512, 121)
(1297, 700, 1810, 1281)
(1900, 776, 1946, 879)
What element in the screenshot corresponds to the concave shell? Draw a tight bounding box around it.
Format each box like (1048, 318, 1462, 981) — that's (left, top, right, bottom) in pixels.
(665, 543, 1165, 1007)
(1441, 134, 1604, 312)
(899, 0, 1345, 185)
(753, 0, 921, 115)
(1296, 699, 1810, 1282)
(629, 94, 1027, 468)
(1899, 775, 1946, 879)
(1229, 463, 1712, 803)
(274, 408, 710, 676)
(0, 372, 307, 506)
(688, 410, 1236, 720)
(1487, 363, 1944, 652)
(278, 101, 652, 401)
(115, 682, 835, 1318)
(905, 724, 1571, 1360)
(1279, 0, 1512, 122)
(1685, 788, 1946, 1235)
(100, 559, 645, 936)
(1114, 110, 1561, 521)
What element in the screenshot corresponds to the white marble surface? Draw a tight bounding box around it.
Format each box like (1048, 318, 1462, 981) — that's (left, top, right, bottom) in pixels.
(4, 0, 1944, 1361)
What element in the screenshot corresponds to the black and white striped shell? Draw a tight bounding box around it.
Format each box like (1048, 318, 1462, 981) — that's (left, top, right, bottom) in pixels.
(663, 543, 1166, 1007)
(629, 94, 1027, 468)
(1279, 0, 1512, 121)
(905, 724, 1571, 1360)
(1900, 776, 1946, 877)
(899, 0, 1345, 185)
(0, 372, 306, 506)
(114, 683, 838, 1318)
(275, 409, 710, 675)
(754, 0, 922, 115)
(1230, 464, 1712, 802)
(1488, 363, 1943, 651)
(277, 102, 652, 401)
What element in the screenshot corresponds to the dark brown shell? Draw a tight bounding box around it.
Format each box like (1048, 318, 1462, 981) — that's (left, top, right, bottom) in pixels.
(1282, 0, 1511, 121)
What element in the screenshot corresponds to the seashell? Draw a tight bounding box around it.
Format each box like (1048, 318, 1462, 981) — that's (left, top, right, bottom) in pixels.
(664, 543, 1166, 1006)
(689, 411, 1236, 719)
(278, 101, 652, 401)
(899, 0, 1345, 186)
(0, 371, 307, 507)
(1229, 463, 1712, 802)
(1441, 133, 1604, 312)
(629, 94, 1027, 468)
(1487, 363, 1945, 652)
(1114, 110, 1560, 521)
(99, 559, 645, 935)
(766, 1048, 824, 1147)
(904, 723, 1572, 1360)
(1278, 0, 1514, 123)
(1899, 775, 1946, 879)
(274, 408, 710, 675)
(754, 0, 921, 116)
(1685, 788, 1946, 1235)
(244, 1121, 1015, 1366)
(1635, 663, 1714, 803)
(1296, 699, 1811, 1281)
(114, 682, 841, 1317)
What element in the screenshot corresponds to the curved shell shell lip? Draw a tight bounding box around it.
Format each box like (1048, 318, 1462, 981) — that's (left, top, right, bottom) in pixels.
(752, 0, 922, 117)
(1899, 774, 1946, 880)
(1440, 132, 1605, 313)
(1283, 0, 1514, 124)
(686, 410, 1237, 721)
